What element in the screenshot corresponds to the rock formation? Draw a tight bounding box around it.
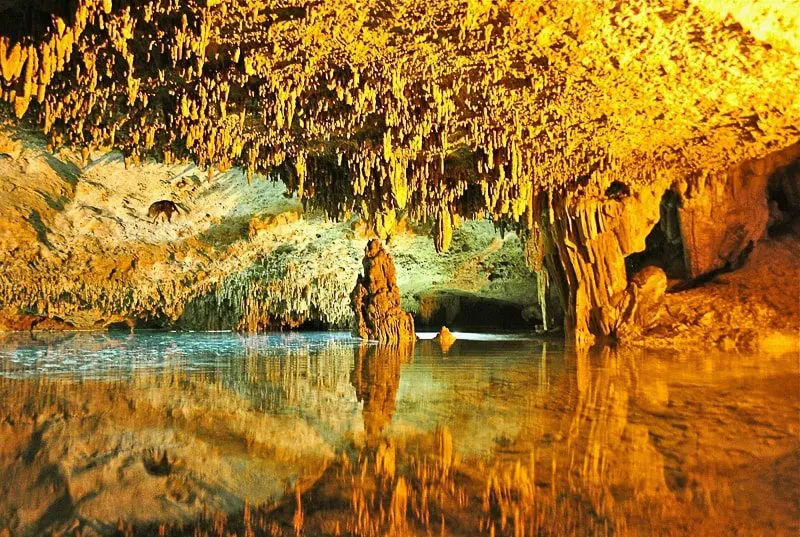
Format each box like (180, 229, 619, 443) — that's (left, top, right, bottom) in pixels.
(524, 143, 800, 344)
(0, 132, 535, 332)
(616, 266, 668, 340)
(434, 326, 457, 353)
(351, 239, 415, 343)
(677, 143, 800, 277)
(0, 0, 797, 342)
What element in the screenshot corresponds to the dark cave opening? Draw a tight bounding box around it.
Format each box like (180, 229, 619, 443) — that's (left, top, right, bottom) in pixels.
(412, 291, 533, 331)
(105, 320, 134, 331)
(605, 180, 630, 200)
(0, 0, 77, 42)
(295, 317, 335, 331)
(625, 190, 687, 280)
(767, 157, 800, 237)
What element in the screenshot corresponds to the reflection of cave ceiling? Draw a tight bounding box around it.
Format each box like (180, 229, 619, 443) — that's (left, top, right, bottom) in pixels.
(0, 0, 798, 225)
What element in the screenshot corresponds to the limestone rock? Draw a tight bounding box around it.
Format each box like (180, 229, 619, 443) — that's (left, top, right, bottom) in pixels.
(248, 210, 302, 240)
(0, 0, 798, 345)
(621, 266, 668, 331)
(0, 132, 22, 160)
(434, 326, 457, 353)
(532, 144, 799, 344)
(535, 185, 663, 345)
(351, 239, 415, 343)
(0, 0, 796, 242)
(678, 143, 800, 277)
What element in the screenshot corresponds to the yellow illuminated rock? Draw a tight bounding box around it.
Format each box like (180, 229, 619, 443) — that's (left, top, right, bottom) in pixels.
(434, 326, 457, 352)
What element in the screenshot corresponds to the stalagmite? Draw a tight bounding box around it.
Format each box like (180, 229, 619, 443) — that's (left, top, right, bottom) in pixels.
(434, 326, 457, 353)
(351, 239, 415, 343)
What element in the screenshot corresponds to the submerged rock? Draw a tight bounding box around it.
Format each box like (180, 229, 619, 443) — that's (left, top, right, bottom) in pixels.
(351, 239, 415, 343)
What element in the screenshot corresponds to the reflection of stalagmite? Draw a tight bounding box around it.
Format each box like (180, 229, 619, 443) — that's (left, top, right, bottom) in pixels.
(350, 342, 412, 440)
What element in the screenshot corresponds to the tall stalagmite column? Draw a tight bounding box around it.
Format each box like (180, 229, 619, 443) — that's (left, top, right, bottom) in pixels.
(351, 239, 415, 343)
(533, 186, 666, 345)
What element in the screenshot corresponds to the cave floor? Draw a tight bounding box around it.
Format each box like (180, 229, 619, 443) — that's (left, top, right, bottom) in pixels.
(637, 227, 800, 353)
(0, 332, 796, 537)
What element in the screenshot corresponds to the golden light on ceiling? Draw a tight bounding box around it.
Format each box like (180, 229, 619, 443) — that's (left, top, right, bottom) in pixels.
(0, 0, 798, 252)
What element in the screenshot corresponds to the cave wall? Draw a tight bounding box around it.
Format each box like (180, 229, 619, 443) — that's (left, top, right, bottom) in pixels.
(0, 132, 538, 332)
(0, 0, 797, 245)
(677, 143, 800, 277)
(534, 143, 800, 344)
(768, 157, 800, 219)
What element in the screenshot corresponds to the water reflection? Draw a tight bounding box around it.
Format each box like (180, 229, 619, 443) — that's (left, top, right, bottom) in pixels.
(351, 342, 411, 441)
(0, 332, 796, 536)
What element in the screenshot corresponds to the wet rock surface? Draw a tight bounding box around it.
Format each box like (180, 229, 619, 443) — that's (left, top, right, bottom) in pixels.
(678, 143, 800, 277)
(0, 0, 795, 231)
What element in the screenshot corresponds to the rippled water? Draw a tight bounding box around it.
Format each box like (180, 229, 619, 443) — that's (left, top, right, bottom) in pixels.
(0, 331, 797, 537)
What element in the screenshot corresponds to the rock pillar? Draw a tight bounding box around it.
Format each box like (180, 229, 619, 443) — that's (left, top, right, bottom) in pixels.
(351, 239, 415, 343)
(533, 186, 665, 345)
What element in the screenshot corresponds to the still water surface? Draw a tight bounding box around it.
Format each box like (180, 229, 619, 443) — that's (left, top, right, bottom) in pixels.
(0, 331, 797, 536)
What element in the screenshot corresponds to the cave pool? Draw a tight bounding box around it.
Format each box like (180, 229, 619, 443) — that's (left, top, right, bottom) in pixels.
(0, 331, 796, 536)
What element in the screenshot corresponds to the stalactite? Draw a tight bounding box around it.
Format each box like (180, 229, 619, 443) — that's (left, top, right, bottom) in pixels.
(0, 0, 792, 237)
(433, 209, 453, 253)
(537, 270, 548, 332)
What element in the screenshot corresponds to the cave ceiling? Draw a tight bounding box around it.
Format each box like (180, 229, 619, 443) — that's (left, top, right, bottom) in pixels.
(0, 0, 798, 231)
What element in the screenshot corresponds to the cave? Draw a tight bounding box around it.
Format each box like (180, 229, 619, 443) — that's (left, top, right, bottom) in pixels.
(625, 190, 687, 280)
(0, 2, 797, 534)
(0, 1, 792, 344)
(105, 320, 134, 331)
(0, 0, 78, 42)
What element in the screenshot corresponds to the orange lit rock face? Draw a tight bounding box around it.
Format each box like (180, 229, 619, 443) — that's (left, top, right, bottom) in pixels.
(679, 143, 800, 277)
(351, 239, 415, 343)
(528, 145, 800, 344)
